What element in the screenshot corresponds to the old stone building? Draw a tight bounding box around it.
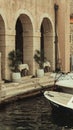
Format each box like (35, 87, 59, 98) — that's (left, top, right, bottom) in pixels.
(0, 0, 70, 80)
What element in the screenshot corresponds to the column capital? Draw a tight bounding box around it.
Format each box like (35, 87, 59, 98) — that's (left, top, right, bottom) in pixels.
(5, 29, 16, 36)
(33, 31, 41, 37)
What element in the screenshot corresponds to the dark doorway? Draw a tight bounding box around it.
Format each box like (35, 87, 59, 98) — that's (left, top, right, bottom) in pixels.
(15, 18, 23, 63)
(41, 24, 44, 61)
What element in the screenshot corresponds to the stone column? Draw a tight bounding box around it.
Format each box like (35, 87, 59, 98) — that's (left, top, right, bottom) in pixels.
(57, 0, 70, 72)
(23, 31, 41, 75)
(33, 31, 41, 75)
(44, 32, 54, 71)
(23, 31, 33, 75)
(4, 30, 15, 80)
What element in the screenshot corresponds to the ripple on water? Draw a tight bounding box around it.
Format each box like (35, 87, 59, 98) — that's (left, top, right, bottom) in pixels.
(0, 95, 72, 130)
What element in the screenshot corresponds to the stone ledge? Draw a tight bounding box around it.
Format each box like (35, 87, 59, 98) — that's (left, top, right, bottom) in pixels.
(0, 73, 54, 104)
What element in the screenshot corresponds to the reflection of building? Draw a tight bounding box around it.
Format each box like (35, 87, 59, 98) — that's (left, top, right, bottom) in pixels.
(0, 0, 70, 80)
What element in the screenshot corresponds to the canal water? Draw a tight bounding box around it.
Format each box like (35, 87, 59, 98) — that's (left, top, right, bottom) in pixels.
(0, 94, 73, 130)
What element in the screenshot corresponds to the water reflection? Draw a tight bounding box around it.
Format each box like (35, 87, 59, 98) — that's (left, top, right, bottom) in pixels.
(51, 109, 73, 129)
(0, 94, 72, 130)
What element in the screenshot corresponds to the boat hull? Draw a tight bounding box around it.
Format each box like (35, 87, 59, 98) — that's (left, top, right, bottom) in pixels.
(50, 100, 73, 116)
(61, 87, 73, 94)
(55, 80, 73, 94)
(51, 101, 73, 127)
(50, 100, 73, 128)
(44, 91, 73, 116)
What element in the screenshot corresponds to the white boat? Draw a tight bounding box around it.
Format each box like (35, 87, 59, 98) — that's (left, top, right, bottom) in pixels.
(52, 72, 73, 94)
(44, 91, 73, 127)
(44, 91, 73, 113)
(55, 80, 73, 94)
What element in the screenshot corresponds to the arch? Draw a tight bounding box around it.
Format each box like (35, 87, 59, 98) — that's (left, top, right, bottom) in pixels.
(39, 13, 54, 35)
(13, 9, 35, 33)
(0, 15, 5, 79)
(15, 10, 34, 75)
(0, 10, 7, 30)
(40, 15, 54, 71)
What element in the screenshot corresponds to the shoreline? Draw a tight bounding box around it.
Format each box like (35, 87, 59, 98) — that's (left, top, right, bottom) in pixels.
(0, 73, 54, 106)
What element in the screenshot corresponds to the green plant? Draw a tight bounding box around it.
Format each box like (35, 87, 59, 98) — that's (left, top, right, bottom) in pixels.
(34, 50, 47, 69)
(8, 49, 22, 72)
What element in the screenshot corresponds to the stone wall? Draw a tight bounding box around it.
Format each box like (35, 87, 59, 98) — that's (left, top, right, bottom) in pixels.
(0, 0, 70, 80)
(70, 0, 73, 70)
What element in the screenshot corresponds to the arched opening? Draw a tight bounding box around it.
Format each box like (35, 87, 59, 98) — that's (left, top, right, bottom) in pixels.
(15, 18, 23, 63)
(40, 18, 53, 70)
(15, 14, 33, 74)
(41, 24, 44, 61)
(0, 15, 5, 79)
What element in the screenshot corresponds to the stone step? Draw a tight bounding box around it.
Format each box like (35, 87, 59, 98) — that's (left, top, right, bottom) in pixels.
(0, 73, 54, 101)
(2, 82, 35, 93)
(5, 85, 41, 99)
